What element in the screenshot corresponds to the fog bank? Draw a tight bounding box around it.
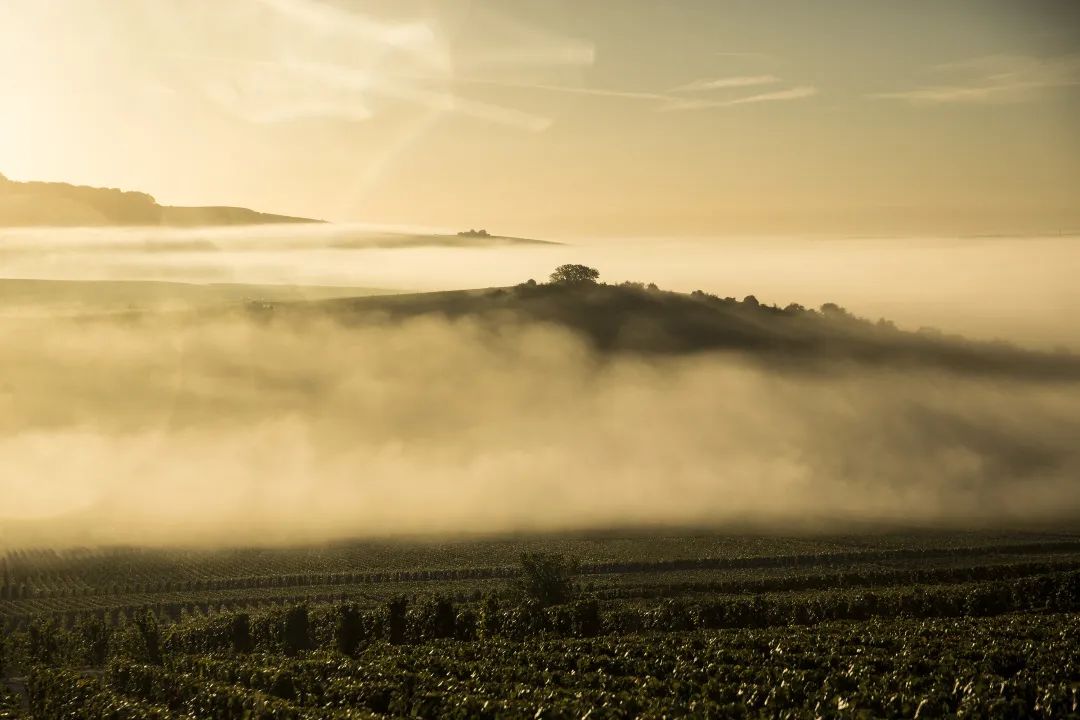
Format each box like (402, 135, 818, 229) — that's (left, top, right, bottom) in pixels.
(2, 312, 1078, 549)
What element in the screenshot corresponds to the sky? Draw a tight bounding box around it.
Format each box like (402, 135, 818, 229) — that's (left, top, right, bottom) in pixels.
(0, 0, 1078, 238)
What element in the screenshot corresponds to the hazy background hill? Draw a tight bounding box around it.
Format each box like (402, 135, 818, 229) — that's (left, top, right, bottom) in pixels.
(0, 172, 319, 227)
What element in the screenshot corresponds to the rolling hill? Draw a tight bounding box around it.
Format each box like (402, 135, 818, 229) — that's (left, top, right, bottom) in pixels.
(287, 280, 1080, 381)
(0, 172, 320, 227)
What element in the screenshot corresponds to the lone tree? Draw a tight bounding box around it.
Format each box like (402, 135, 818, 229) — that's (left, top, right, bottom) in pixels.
(820, 302, 848, 317)
(550, 264, 599, 285)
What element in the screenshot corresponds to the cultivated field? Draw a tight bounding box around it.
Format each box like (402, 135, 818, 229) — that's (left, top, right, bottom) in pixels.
(3, 529, 1079, 718)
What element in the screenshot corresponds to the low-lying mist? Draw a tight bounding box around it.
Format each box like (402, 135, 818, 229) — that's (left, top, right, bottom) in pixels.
(2, 226, 1079, 348)
(2, 309, 1079, 549)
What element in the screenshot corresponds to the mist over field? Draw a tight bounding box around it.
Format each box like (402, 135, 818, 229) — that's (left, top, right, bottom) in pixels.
(2, 294, 1079, 549)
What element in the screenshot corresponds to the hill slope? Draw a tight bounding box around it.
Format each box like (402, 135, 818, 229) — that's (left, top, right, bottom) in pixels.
(293, 282, 1080, 381)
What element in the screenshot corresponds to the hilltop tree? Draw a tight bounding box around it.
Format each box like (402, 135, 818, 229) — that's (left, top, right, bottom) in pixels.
(821, 302, 848, 317)
(550, 264, 599, 285)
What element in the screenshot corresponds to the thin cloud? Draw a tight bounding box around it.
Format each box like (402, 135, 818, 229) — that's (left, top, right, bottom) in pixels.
(671, 75, 780, 92)
(254, 0, 443, 67)
(663, 85, 818, 111)
(459, 45, 596, 69)
(452, 5, 597, 71)
(395, 44, 806, 122)
(871, 54, 1080, 105)
(871, 86, 1015, 104)
(138, 0, 577, 131)
(726, 85, 819, 105)
(448, 76, 666, 102)
(454, 77, 816, 114)
(294, 62, 554, 132)
(714, 51, 777, 61)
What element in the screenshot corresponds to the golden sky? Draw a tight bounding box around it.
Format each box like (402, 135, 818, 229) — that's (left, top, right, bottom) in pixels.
(1, 0, 1078, 237)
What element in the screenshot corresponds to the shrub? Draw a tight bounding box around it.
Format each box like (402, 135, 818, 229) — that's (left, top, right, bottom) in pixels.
(516, 552, 580, 607)
(384, 596, 408, 645)
(335, 603, 365, 657)
(282, 604, 311, 656)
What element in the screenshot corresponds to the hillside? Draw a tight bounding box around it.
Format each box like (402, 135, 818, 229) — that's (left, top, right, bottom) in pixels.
(293, 280, 1080, 381)
(0, 172, 320, 227)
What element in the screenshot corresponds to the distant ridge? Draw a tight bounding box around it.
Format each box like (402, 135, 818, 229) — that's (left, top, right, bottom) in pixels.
(454, 228, 557, 245)
(0, 171, 322, 227)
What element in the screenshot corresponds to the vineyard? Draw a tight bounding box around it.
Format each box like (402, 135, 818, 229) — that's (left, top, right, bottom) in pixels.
(2, 530, 1080, 718)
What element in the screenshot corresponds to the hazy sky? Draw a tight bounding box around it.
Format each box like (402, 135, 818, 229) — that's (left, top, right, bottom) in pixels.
(1, 0, 1078, 237)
